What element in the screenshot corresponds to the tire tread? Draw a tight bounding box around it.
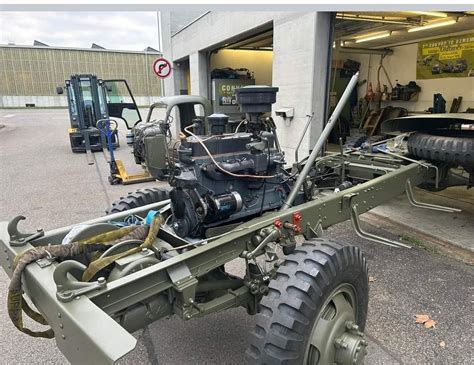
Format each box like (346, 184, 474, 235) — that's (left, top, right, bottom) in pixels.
(106, 187, 170, 214)
(246, 238, 369, 364)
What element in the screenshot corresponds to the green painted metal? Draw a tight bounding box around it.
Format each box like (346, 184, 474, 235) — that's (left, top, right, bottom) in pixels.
(0, 151, 434, 363)
(304, 284, 364, 364)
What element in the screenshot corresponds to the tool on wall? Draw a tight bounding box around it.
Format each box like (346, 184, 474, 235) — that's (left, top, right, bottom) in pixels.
(433, 93, 447, 114)
(449, 96, 463, 113)
(375, 54, 394, 109)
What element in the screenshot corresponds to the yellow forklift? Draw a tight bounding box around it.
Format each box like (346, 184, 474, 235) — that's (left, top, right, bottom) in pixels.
(57, 74, 154, 185)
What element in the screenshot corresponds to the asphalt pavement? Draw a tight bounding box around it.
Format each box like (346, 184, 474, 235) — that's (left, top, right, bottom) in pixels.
(0, 109, 473, 364)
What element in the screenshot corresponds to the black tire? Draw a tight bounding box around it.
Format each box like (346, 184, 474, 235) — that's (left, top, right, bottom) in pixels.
(107, 187, 170, 214)
(407, 131, 474, 168)
(247, 239, 369, 364)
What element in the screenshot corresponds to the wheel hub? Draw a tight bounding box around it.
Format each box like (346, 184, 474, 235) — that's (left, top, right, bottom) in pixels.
(305, 285, 367, 365)
(334, 321, 368, 365)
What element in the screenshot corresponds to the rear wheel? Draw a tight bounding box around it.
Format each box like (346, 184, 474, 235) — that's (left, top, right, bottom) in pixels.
(107, 187, 170, 214)
(247, 239, 369, 365)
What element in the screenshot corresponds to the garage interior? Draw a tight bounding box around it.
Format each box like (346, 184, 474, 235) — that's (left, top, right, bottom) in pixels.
(208, 26, 273, 117)
(328, 11, 474, 254)
(329, 11, 474, 143)
(196, 11, 473, 144)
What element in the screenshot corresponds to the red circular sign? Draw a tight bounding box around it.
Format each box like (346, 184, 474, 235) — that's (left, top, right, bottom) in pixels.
(152, 57, 172, 78)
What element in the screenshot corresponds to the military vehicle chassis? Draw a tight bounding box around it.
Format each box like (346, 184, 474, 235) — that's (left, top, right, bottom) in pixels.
(1, 148, 460, 363)
(1, 73, 471, 364)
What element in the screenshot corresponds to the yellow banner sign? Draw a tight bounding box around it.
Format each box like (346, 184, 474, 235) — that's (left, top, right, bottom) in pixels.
(417, 33, 474, 79)
(439, 50, 463, 60)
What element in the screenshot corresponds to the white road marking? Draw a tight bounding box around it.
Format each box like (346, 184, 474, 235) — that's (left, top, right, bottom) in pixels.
(3, 114, 15, 118)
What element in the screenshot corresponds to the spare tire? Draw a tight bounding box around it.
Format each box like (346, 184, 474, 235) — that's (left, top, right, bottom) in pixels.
(407, 131, 473, 168)
(107, 187, 170, 214)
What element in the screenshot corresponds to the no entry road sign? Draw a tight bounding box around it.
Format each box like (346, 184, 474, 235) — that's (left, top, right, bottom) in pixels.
(153, 57, 172, 78)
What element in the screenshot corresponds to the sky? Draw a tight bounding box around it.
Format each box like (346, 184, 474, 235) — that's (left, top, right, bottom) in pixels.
(0, 12, 160, 51)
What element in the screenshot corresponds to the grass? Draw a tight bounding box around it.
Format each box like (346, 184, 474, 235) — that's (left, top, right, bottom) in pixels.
(399, 234, 439, 254)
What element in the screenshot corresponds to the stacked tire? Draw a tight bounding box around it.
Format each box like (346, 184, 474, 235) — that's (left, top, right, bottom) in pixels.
(407, 130, 473, 170)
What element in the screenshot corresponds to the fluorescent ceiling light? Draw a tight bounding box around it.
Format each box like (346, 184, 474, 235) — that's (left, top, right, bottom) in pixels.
(408, 11, 448, 18)
(408, 19, 457, 32)
(355, 32, 391, 43)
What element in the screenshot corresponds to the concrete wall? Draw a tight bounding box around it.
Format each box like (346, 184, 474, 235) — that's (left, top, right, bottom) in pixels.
(169, 11, 206, 35)
(0, 96, 67, 108)
(189, 52, 209, 98)
(272, 12, 332, 165)
(348, 42, 474, 112)
(0, 46, 162, 108)
(210, 49, 273, 86)
(170, 12, 276, 61)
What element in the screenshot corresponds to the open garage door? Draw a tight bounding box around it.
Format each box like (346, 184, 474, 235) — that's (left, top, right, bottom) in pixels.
(209, 26, 273, 117)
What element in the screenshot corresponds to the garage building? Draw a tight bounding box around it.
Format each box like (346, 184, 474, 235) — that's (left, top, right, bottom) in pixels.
(160, 11, 474, 165)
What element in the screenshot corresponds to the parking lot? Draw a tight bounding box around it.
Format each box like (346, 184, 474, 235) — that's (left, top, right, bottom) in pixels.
(0, 108, 473, 364)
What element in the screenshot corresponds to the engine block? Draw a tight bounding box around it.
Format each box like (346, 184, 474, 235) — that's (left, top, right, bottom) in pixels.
(132, 86, 291, 238)
(169, 129, 286, 237)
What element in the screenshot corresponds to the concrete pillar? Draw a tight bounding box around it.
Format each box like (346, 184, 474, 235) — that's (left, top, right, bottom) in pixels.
(171, 62, 188, 95)
(189, 51, 209, 98)
(272, 12, 332, 165)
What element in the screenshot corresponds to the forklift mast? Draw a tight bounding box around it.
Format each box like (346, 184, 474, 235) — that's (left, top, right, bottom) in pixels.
(59, 74, 142, 154)
(65, 75, 109, 130)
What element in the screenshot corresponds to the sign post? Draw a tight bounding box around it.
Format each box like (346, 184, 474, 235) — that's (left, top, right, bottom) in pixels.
(153, 57, 171, 98)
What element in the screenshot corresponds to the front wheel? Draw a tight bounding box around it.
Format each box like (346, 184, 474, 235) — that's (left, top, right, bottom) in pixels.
(247, 239, 369, 365)
(106, 187, 170, 214)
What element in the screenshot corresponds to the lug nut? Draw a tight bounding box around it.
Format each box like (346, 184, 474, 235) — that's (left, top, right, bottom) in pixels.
(335, 338, 348, 349)
(345, 321, 359, 331)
